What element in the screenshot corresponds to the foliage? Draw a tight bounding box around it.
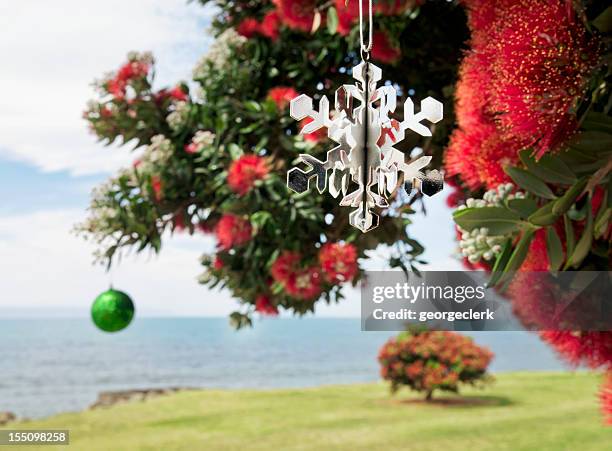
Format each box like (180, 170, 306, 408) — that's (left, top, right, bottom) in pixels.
(378, 330, 493, 399)
(79, 0, 469, 326)
(446, 0, 611, 422)
(448, 1, 611, 277)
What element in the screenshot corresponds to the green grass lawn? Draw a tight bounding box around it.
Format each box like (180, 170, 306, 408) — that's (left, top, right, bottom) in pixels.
(12, 372, 609, 451)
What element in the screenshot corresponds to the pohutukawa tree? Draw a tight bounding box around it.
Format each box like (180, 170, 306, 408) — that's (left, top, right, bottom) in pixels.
(79, 0, 468, 328)
(443, 0, 611, 423)
(378, 331, 493, 400)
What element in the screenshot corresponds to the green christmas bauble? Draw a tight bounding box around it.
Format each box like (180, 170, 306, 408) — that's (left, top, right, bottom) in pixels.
(91, 289, 135, 332)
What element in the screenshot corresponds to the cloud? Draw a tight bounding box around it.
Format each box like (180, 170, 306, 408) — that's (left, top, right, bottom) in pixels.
(0, 186, 461, 317)
(0, 208, 240, 316)
(0, 209, 368, 318)
(0, 0, 215, 176)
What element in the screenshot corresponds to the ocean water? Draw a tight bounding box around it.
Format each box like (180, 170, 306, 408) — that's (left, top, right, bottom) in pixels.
(0, 318, 567, 419)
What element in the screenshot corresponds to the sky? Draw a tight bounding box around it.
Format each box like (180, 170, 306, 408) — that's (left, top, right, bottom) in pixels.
(0, 0, 462, 318)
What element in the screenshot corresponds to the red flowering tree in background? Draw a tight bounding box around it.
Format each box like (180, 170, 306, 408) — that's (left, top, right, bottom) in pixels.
(378, 331, 493, 400)
(79, 0, 468, 328)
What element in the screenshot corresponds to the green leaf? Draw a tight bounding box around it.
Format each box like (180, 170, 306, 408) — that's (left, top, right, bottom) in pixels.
(528, 201, 558, 226)
(594, 208, 611, 239)
(229, 312, 252, 330)
(327, 6, 339, 34)
(505, 166, 556, 199)
(253, 136, 269, 152)
(564, 215, 575, 258)
(506, 198, 538, 218)
(271, 281, 284, 295)
(552, 177, 587, 216)
(250, 211, 272, 230)
(593, 6, 612, 32)
(558, 148, 600, 168)
(228, 143, 244, 160)
(244, 101, 262, 113)
(239, 122, 260, 134)
(565, 201, 593, 269)
(546, 227, 564, 271)
(487, 238, 513, 288)
(582, 111, 612, 134)
(519, 149, 576, 184)
(608, 176, 612, 209)
(497, 230, 535, 290)
(568, 200, 588, 221)
(453, 207, 524, 235)
(594, 188, 610, 239)
(569, 131, 612, 154)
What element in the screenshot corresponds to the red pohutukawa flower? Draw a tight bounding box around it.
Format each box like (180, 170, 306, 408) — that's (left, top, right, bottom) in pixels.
(371, 31, 401, 64)
(273, 0, 317, 33)
(107, 78, 127, 100)
(117, 59, 150, 81)
(445, 188, 463, 208)
(336, 0, 422, 35)
(335, 0, 358, 36)
(173, 214, 187, 233)
(271, 251, 322, 300)
(255, 295, 279, 316)
(106, 57, 151, 100)
(227, 155, 269, 195)
(491, 1, 600, 156)
(215, 214, 253, 250)
(237, 12, 281, 41)
(539, 331, 612, 369)
(261, 11, 281, 41)
(267, 86, 299, 110)
(213, 255, 224, 271)
(237, 18, 260, 38)
(445, 0, 599, 191)
(285, 267, 322, 300)
(444, 123, 520, 191)
(271, 251, 301, 283)
(318, 242, 358, 283)
(168, 86, 188, 101)
(151, 175, 163, 202)
(453, 51, 494, 130)
(460, 0, 500, 42)
(300, 117, 327, 143)
(601, 372, 612, 426)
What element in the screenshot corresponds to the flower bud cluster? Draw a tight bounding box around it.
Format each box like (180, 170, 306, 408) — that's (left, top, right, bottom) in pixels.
(193, 29, 247, 79)
(456, 184, 525, 264)
(138, 135, 175, 172)
(166, 101, 190, 131)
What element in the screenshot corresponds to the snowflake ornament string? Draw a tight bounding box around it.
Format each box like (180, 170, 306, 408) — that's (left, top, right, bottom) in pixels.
(286, 0, 444, 232)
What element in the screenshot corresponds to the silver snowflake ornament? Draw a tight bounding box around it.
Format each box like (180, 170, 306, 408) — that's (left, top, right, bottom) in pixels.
(287, 62, 444, 232)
